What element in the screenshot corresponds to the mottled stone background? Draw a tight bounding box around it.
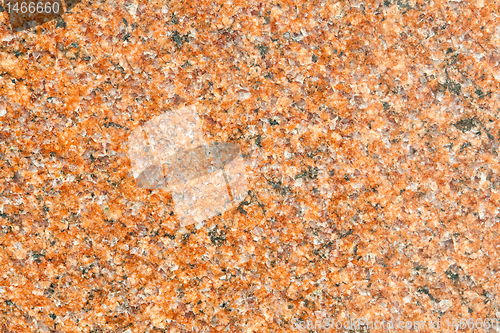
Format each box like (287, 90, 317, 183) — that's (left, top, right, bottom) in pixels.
(1, 0, 500, 332)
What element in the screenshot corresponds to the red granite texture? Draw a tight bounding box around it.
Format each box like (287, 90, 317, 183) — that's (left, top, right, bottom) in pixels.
(0, 0, 500, 332)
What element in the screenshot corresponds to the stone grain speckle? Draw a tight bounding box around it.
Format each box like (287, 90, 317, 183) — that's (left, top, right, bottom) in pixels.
(1, 0, 500, 332)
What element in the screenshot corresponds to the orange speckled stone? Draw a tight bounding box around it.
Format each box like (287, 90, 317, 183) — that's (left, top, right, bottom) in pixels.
(1, 0, 500, 332)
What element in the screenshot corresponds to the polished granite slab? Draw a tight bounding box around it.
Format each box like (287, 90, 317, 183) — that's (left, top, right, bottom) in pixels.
(0, 0, 500, 332)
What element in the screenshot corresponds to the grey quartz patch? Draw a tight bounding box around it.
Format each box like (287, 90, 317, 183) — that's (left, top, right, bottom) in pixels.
(453, 117, 479, 133)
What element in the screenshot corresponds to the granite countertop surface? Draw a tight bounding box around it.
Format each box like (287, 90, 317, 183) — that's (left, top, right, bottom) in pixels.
(1, 0, 500, 332)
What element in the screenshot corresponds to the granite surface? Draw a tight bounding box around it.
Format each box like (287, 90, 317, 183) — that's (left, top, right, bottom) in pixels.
(1, 0, 500, 332)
